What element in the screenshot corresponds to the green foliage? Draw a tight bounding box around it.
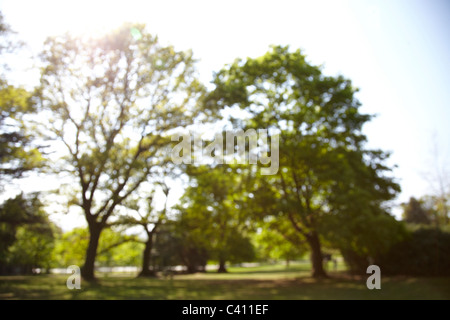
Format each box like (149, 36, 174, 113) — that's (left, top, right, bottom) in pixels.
(254, 218, 307, 262)
(0, 194, 56, 274)
(36, 24, 203, 222)
(35, 24, 204, 278)
(108, 241, 143, 267)
(154, 223, 210, 273)
(7, 221, 56, 271)
(378, 227, 450, 276)
(222, 229, 255, 264)
(175, 165, 255, 270)
(52, 227, 143, 267)
(0, 12, 44, 184)
(0, 194, 49, 262)
(207, 45, 401, 276)
(52, 227, 87, 266)
(402, 197, 432, 225)
(114, 181, 173, 276)
(420, 194, 450, 226)
(322, 213, 407, 273)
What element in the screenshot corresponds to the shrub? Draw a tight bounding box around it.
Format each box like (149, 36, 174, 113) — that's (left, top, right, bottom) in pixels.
(378, 227, 450, 276)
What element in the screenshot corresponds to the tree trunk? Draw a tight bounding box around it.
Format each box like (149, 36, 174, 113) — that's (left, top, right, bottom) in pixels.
(186, 264, 197, 274)
(81, 223, 102, 281)
(306, 231, 327, 278)
(217, 258, 227, 273)
(139, 232, 156, 277)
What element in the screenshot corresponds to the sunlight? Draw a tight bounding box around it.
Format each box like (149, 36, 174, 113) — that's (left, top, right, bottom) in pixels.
(1, 0, 450, 303)
(38, 0, 131, 37)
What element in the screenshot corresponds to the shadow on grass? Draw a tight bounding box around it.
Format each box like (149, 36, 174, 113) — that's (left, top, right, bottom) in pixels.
(225, 268, 310, 275)
(1, 270, 449, 300)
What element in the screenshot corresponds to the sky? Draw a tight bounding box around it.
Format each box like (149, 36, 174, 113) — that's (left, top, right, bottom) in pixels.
(0, 0, 449, 228)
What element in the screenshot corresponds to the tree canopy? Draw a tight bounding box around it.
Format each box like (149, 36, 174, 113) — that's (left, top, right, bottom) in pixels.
(402, 197, 431, 225)
(207, 46, 401, 277)
(177, 165, 255, 272)
(36, 24, 204, 279)
(0, 193, 55, 274)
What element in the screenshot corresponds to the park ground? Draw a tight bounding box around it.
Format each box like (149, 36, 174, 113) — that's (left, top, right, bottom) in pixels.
(0, 262, 449, 300)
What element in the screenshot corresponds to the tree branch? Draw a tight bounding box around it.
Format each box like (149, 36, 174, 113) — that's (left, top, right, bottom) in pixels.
(97, 237, 137, 256)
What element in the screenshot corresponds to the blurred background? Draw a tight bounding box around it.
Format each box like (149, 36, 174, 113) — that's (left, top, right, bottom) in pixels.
(0, 0, 449, 299)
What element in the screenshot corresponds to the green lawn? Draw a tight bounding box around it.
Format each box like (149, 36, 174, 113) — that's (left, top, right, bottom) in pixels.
(1, 262, 449, 300)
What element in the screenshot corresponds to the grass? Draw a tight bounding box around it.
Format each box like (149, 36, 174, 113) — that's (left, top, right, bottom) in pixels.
(0, 262, 449, 300)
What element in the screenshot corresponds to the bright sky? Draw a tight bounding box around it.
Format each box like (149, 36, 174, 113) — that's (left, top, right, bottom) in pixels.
(1, 0, 449, 228)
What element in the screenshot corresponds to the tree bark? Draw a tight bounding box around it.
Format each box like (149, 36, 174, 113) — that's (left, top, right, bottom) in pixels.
(81, 223, 102, 281)
(217, 258, 227, 273)
(306, 231, 328, 278)
(139, 232, 156, 277)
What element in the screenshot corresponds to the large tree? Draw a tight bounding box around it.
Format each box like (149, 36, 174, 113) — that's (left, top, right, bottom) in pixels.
(36, 24, 204, 280)
(208, 46, 400, 277)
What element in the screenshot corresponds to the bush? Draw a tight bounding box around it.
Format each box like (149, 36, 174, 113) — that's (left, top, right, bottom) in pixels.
(324, 213, 407, 274)
(378, 227, 450, 276)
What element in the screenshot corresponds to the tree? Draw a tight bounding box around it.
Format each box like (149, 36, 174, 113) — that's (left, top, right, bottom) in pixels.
(420, 195, 450, 227)
(0, 82, 43, 182)
(402, 197, 431, 225)
(0, 15, 46, 273)
(321, 209, 406, 273)
(164, 217, 211, 273)
(117, 182, 171, 277)
(53, 227, 142, 268)
(178, 165, 254, 273)
(0, 193, 55, 275)
(422, 136, 449, 226)
(254, 218, 307, 267)
(208, 46, 400, 277)
(35, 24, 204, 280)
(0, 12, 43, 185)
(149, 224, 181, 271)
(7, 218, 56, 274)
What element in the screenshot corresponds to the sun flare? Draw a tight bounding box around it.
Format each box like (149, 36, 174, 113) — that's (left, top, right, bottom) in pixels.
(43, 0, 132, 37)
